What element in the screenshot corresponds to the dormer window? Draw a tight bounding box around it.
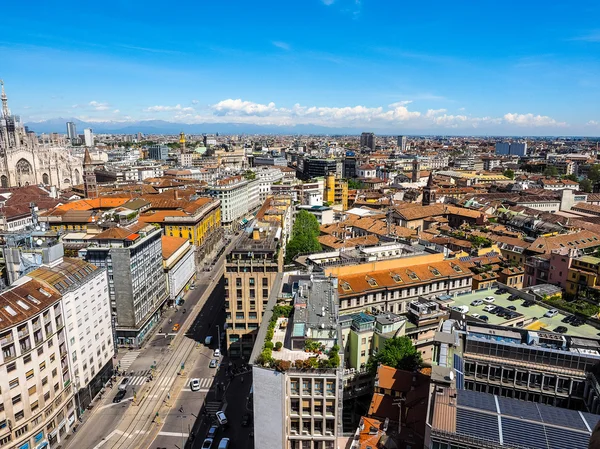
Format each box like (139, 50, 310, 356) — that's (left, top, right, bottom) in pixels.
(367, 277, 378, 287)
(429, 266, 441, 276)
(407, 270, 419, 281)
(391, 273, 402, 283)
(451, 264, 463, 273)
(341, 282, 352, 292)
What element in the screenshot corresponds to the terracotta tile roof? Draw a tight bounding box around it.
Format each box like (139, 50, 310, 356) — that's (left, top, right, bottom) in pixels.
(139, 210, 187, 224)
(337, 259, 471, 297)
(318, 234, 380, 249)
(394, 204, 446, 221)
(357, 417, 384, 449)
(94, 227, 134, 240)
(0, 279, 62, 330)
(161, 235, 189, 259)
(528, 230, 600, 254)
(54, 197, 130, 212)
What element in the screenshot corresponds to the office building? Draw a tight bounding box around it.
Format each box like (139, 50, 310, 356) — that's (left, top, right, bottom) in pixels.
(342, 156, 357, 179)
(79, 222, 167, 347)
(0, 278, 75, 449)
(207, 176, 260, 230)
(147, 144, 169, 161)
(360, 132, 375, 150)
(397, 135, 407, 152)
(83, 128, 94, 147)
(496, 141, 527, 156)
(28, 257, 114, 413)
(251, 273, 343, 449)
(224, 222, 283, 358)
(298, 158, 340, 181)
(66, 122, 77, 141)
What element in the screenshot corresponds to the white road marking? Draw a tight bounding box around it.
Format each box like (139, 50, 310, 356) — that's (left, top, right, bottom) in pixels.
(118, 351, 141, 371)
(97, 397, 133, 410)
(91, 429, 123, 449)
(158, 431, 190, 437)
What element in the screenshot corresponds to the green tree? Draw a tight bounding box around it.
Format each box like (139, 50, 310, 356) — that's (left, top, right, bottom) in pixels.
(243, 170, 256, 180)
(544, 166, 559, 177)
(589, 164, 600, 183)
(367, 337, 422, 374)
(468, 235, 492, 249)
(347, 178, 363, 190)
(285, 210, 322, 263)
(503, 169, 515, 180)
(562, 174, 579, 182)
(580, 178, 594, 193)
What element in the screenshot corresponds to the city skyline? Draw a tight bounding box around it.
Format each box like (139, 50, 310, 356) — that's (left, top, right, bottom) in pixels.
(2, 0, 600, 135)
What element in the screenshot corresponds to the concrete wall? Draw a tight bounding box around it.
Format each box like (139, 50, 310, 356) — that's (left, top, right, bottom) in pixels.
(112, 248, 135, 328)
(253, 366, 285, 449)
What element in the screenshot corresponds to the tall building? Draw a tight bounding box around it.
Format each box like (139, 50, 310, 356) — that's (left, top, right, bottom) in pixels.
(251, 273, 343, 449)
(83, 147, 98, 199)
(83, 129, 94, 147)
(298, 157, 340, 181)
(0, 278, 75, 449)
(66, 122, 77, 140)
(397, 135, 407, 152)
(422, 173, 437, 206)
(496, 141, 527, 156)
(360, 132, 375, 150)
(224, 222, 283, 358)
(79, 222, 167, 347)
(28, 257, 114, 413)
(0, 80, 83, 188)
(323, 175, 348, 210)
(207, 176, 260, 229)
(147, 144, 169, 160)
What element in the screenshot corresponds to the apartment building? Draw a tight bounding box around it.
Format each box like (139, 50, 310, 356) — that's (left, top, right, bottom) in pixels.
(323, 175, 348, 210)
(566, 255, 600, 300)
(207, 176, 261, 229)
(0, 279, 75, 449)
(433, 320, 600, 410)
(79, 222, 167, 347)
(161, 236, 196, 305)
(224, 223, 283, 358)
(251, 273, 343, 449)
(28, 257, 113, 412)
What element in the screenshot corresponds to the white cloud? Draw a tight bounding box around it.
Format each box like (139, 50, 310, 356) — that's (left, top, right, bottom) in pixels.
(113, 109, 120, 113)
(272, 41, 291, 51)
(213, 99, 277, 116)
(425, 108, 448, 118)
(588, 120, 600, 126)
(321, 0, 335, 5)
(89, 101, 110, 111)
(503, 112, 567, 127)
(458, 107, 466, 111)
(389, 100, 413, 107)
(191, 99, 199, 105)
(143, 104, 194, 113)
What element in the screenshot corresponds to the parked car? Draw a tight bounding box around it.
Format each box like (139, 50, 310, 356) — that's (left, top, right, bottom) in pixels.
(471, 299, 484, 306)
(216, 411, 228, 426)
(213, 349, 221, 358)
(483, 296, 496, 303)
(554, 326, 568, 334)
(562, 315, 573, 323)
(479, 315, 489, 322)
(201, 438, 214, 449)
(572, 319, 584, 327)
(118, 377, 130, 391)
(113, 389, 127, 403)
(172, 323, 180, 332)
(544, 309, 558, 318)
(471, 313, 480, 318)
(507, 305, 517, 311)
(190, 378, 201, 391)
(205, 336, 213, 345)
(483, 305, 496, 312)
(522, 300, 535, 307)
(207, 425, 218, 439)
(218, 438, 230, 449)
(495, 288, 506, 295)
(507, 295, 518, 301)
(452, 305, 469, 314)
(209, 359, 218, 368)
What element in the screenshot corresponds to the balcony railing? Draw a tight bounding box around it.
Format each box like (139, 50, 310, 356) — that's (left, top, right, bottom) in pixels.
(0, 334, 14, 347)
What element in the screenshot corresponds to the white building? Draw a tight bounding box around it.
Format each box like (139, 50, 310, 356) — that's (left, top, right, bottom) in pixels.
(135, 165, 164, 181)
(0, 278, 76, 449)
(208, 176, 252, 229)
(162, 236, 196, 304)
(28, 257, 114, 413)
(357, 163, 376, 178)
(178, 153, 193, 167)
(83, 129, 94, 147)
(255, 167, 285, 203)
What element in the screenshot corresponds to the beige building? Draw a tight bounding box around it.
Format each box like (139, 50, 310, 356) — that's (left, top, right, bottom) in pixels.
(0, 278, 75, 449)
(224, 222, 283, 358)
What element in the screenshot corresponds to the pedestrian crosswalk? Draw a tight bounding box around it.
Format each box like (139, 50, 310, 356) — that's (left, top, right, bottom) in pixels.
(128, 369, 152, 386)
(118, 351, 141, 372)
(205, 401, 221, 414)
(182, 377, 213, 391)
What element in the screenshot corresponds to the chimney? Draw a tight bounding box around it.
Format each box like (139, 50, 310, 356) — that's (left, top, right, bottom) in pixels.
(252, 228, 260, 240)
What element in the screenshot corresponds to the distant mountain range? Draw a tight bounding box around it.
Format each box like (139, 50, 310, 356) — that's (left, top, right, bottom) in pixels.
(24, 117, 360, 136)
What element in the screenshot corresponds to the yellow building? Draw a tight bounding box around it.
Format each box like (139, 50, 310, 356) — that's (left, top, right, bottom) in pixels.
(566, 255, 600, 297)
(324, 174, 348, 210)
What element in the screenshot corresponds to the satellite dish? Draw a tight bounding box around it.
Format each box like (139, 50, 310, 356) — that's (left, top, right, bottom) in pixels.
(36, 239, 43, 246)
(35, 225, 41, 231)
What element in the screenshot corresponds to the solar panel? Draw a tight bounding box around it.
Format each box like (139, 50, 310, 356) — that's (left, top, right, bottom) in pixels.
(544, 425, 591, 449)
(453, 354, 464, 390)
(457, 390, 497, 412)
(581, 411, 600, 431)
(538, 404, 587, 430)
(501, 416, 545, 449)
(456, 408, 499, 442)
(497, 396, 541, 421)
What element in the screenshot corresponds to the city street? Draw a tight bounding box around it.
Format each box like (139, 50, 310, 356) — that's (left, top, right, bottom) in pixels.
(63, 236, 237, 449)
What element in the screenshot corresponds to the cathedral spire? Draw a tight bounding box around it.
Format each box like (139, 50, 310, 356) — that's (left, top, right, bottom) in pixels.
(1, 80, 9, 118)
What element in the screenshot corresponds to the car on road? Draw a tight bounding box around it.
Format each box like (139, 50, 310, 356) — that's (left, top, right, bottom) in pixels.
(483, 305, 496, 312)
(214, 349, 221, 358)
(201, 438, 213, 449)
(172, 323, 180, 332)
(179, 299, 185, 306)
(241, 413, 252, 427)
(190, 284, 196, 290)
(507, 305, 517, 311)
(113, 389, 127, 403)
(544, 309, 558, 318)
(207, 425, 218, 439)
(471, 299, 484, 306)
(190, 378, 201, 391)
(483, 296, 495, 303)
(118, 377, 130, 391)
(554, 326, 568, 334)
(216, 411, 228, 426)
(218, 438, 230, 449)
(209, 359, 218, 368)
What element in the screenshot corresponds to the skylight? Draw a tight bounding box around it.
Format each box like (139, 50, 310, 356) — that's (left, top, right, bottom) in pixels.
(16, 300, 30, 310)
(38, 289, 51, 297)
(4, 305, 17, 316)
(26, 295, 40, 304)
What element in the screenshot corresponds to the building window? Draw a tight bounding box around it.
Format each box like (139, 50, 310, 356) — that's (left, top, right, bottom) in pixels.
(262, 278, 268, 287)
(26, 369, 34, 380)
(12, 394, 21, 405)
(263, 289, 269, 298)
(9, 378, 19, 389)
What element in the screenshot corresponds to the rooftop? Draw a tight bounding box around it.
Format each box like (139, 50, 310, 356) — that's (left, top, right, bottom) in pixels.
(0, 278, 61, 330)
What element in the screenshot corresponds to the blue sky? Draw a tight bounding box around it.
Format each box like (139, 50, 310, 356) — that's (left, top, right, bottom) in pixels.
(2, 0, 600, 135)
